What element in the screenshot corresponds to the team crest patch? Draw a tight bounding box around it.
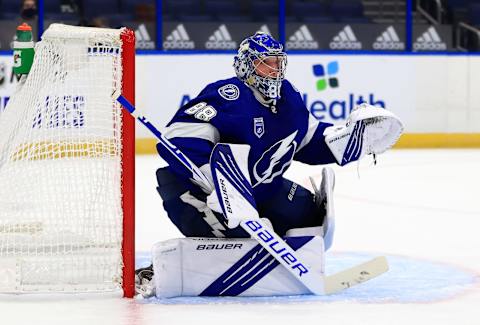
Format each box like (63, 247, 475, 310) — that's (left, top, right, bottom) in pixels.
(254, 117, 265, 138)
(218, 84, 240, 101)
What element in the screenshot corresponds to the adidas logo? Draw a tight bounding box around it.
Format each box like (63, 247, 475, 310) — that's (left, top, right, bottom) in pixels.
(135, 24, 155, 50)
(205, 24, 237, 50)
(287, 25, 319, 49)
(163, 24, 195, 49)
(413, 26, 446, 51)
(258, 24, 271, 35)
(329, 25, 362, 50)
(373, 26, 404, 50)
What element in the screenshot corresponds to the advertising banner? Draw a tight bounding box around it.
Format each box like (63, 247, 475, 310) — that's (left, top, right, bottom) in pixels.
(412, 24, 452, 51)
(285, 23, 407, 51)
(162, 22, 278, 50)
(136, 54, 479, 136)
(137, 54, 417, 137)
(1, 53, 478, 137)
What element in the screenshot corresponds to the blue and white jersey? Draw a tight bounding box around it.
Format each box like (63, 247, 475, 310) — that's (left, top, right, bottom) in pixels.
(159, 77, 336, 202)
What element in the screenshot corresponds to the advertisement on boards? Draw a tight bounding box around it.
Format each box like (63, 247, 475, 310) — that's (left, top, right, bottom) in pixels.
(136, 54, 416, 137)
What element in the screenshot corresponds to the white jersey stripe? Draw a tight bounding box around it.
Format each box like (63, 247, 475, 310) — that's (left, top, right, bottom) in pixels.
(297, 114, 320, 153)
(164, 122, 220, 144)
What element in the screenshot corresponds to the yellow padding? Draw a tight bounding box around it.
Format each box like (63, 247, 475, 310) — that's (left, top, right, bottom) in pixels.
(135, 134, 480, 154)
(135, 138, 158, 154)
(394, 134, 480, 148)
(11, 140, 119, 161)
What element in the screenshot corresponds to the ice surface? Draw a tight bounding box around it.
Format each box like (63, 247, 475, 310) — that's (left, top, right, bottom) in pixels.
(2, 149, 480, 325)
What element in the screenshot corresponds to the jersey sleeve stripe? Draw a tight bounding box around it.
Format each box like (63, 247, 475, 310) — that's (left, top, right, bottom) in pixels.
(164, 122, 220, 144)
(297, 114, 320, 152)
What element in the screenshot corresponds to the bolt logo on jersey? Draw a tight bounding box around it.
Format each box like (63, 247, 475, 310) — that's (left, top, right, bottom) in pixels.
(253, 131, 297, 187)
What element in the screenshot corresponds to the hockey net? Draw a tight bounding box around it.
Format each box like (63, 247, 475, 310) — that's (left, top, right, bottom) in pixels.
(0, 24, 135, 296)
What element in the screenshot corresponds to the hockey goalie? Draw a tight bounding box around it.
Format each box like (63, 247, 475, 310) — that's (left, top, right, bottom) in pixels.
(133, 32, 403, 298)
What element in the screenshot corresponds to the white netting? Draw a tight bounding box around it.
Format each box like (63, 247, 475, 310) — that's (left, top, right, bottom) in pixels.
(0, 24, 127, 293)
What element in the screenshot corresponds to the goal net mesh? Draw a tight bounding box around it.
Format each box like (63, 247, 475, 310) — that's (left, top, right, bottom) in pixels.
(0, 24, 129, 293)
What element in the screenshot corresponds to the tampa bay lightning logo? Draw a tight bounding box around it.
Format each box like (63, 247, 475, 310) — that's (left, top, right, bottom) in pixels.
(218, 84, 240, 101)
(253, 131, 297, 187)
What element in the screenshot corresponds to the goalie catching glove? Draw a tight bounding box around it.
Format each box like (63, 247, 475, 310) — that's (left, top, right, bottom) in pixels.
(324, 103, 403, 166)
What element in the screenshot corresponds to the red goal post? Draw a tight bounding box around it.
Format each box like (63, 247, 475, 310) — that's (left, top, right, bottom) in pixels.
(121, 28, 135, 298)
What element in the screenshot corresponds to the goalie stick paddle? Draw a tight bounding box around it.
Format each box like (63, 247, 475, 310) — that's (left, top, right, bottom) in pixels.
(115, 95, 389, 295)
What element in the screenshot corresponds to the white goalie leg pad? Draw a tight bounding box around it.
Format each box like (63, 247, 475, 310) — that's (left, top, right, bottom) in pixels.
(152, 236, 325, 297)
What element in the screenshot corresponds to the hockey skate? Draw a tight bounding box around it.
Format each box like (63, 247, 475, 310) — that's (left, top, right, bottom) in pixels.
(135, 264, 156, 298)
(310, 167, 335, 250)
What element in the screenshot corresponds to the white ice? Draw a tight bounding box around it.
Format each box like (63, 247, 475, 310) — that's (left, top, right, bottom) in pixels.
(2, 149, 480, 325)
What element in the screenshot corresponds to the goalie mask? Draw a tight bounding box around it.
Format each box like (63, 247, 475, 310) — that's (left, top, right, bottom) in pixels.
(234, 32, 287, 100)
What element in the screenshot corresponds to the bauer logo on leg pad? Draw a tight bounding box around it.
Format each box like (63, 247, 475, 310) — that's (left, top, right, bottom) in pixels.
(196, 243, 243, 250)
(245, 220, 309, 277)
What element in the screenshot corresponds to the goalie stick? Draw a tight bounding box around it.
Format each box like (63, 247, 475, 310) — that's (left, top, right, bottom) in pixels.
(210, 143, 388, 294)
(115, 92, 213, 192)
(115, 94, 389, 295)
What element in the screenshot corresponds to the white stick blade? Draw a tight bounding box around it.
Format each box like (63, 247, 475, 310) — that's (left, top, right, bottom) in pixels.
(324, 256, 389, 295)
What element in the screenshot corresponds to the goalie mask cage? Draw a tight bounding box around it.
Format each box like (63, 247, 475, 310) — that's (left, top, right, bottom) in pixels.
(0, 24, 135, 297)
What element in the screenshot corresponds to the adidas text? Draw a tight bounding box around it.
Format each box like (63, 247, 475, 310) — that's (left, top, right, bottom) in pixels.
(330, 25, 362, 50)
(413, 26, 447, 51)
(135, 24, 155, 50)
(373, 26, 404, 50)
(287, 25, 319, 49)
(164, 24, 195, 49)
(205, 24, 237, 49)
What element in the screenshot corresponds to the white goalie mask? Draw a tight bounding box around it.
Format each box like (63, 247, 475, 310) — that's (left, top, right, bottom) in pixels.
(234, 32, 287, 100)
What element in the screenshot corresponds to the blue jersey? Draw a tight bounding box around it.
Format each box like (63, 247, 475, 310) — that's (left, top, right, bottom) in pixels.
(159, 77, 336, 202)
